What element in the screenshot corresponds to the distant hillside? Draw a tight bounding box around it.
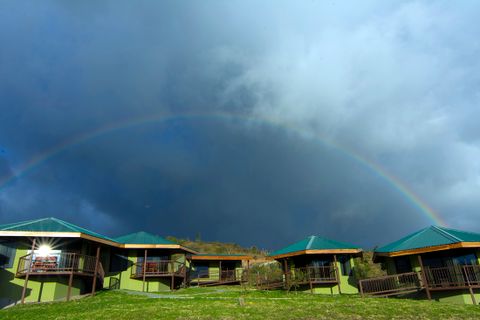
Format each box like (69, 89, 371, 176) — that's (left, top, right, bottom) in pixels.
(166, 236, 268, 258)
(166, 237, 386, 278)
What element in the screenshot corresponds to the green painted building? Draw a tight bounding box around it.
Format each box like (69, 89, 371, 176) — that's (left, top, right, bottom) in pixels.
(367, 225, 480, 304)
(0, 217, 196, 308)
(269, 235, 362, 294)
(108, 231, 196, 292)
(189, 254, 251, 286)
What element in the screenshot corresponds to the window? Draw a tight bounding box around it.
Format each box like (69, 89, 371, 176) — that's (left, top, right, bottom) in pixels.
(0, 241, 16, 269)
(310, 259, 331, 267)
(394, 256, 412, 273)
(191, 264, 209, 278)
(423, 252, 478, 268)
(339, 256, 352, 276)
(453, 253, 477, 266)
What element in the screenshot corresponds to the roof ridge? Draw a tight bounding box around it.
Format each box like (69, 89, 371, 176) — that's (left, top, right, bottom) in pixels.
(52, 217, 83, 233)
(431, 225, 463, 242)
(52, 217, 118, 242)
(1, 217, 50, 231)
(306, 235, 316, 250)
(401, 226, 432, 244)
(438, 225, 480, 236)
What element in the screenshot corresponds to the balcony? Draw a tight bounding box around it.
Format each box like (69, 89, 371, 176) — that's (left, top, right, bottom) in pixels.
(359, 264, 480, 298)
(16, 252, 104, 279)
(131, 260, 186, 279)
(190, 269, 247, 286)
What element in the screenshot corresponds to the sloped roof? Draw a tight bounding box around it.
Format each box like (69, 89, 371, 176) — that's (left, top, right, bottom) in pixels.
(269, 235, 362, 259)
(0, 217, 196, 253)
(115, 231, 176, 245)
(375, 225, 480, 256)
(0, 217, 117, 243)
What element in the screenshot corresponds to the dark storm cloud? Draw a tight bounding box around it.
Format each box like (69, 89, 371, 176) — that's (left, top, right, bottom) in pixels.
(1, 0, 479, 249)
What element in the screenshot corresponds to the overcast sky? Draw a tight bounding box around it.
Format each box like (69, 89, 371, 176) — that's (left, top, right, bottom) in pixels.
(1, 0, 479, 250)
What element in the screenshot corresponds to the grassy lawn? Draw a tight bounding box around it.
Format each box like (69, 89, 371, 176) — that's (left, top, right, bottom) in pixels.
(2, 287, 480, 319)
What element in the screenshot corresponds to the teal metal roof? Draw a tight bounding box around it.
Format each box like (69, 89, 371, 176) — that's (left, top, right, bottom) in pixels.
(269, 235, 361, 257)
(114, 231, 176, 245)
(375, 226, 480, 253)
(0, 217, 117, 243)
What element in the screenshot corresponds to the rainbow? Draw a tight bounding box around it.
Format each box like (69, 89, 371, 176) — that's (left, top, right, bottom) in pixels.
(0, 112, 446, 226)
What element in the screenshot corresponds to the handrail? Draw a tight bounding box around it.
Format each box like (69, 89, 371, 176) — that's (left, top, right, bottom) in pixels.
(17, 252, 102, 277)
(289, 265, 338, 284)
(359, 264, 480, 297)
(358, 272, 422, 297)
(190, 268, 245, 282)
(424, 264, 480, 288)
(131, 260, 186, 277)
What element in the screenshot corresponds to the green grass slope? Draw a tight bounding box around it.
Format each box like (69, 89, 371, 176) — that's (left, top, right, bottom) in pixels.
(2, 288, 480, 320)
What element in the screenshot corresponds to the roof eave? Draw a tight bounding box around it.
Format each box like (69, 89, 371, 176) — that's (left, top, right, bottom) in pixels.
(269, 248, 362, 260)
(190, 255, 252, 261)
(374, 241, 480, 258)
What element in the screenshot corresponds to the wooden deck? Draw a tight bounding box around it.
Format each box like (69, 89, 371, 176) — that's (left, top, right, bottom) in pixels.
(16, 252, 104, 279)
(254, 265, 339, 292)
(190, 269, 247, 287)
(130, 260, 186, 279)
(359, 264, 480, 303)
(16, 249, 104, 303)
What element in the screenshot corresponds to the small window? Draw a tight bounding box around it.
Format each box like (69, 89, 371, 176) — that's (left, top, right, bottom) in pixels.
(453, 253, 478, 266)
(310, 259, 331, 267)
(191, 264, 209, 278)
(0, 241, 16, 269)
(339, 256, 352, 276)
(394, 256, 412, 273)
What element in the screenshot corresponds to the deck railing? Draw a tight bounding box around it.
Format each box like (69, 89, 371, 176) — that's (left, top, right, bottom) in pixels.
(17, 252, 101, 277)
(289, 266, 338, 284)
(424, 264, 480, 288)
(359, 264, 480, 297)
(253, 265, 338, 291)
(190, 269, 246, 284)
(358, 272, 422, 297)
(131, 260, 186, 278)
(252, 270, 285, 290)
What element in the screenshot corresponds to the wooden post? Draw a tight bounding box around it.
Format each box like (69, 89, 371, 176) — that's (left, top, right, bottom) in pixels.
(142, 250, 147, 292)
(359, 279, 364, 298)
(464, 266, 477, 305)
(183, 260, 187, 287)
(91, 246, 101, 295)
(417, 255, 431, 300)
(219, 260, 222, 282)
(67, 271, 74, 301)
(21, 238, 36, 304)
(170, 260, 174, 290)
(283, 259, 289, 289)
(334, 255, 342, 294)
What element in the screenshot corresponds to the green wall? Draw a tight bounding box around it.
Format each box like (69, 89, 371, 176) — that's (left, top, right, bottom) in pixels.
(0, 245, 85, 307)
(190, 260, 244, 284)
(285, 255, 358, 295)
(103, 249, 181, 292)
